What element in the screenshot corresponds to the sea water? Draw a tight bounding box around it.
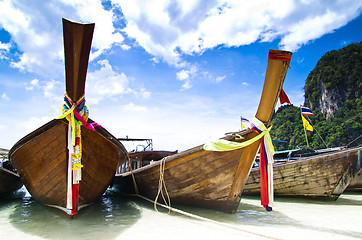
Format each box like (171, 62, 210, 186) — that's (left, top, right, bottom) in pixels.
(0, 187, 361, 240)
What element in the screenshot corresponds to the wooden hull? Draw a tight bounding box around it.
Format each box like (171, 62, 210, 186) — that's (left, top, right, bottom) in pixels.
(0, 167, 23, 195)
(117, 145, 250, 212)
(9, 118, 127, 214)
(243, 146, 362, 199)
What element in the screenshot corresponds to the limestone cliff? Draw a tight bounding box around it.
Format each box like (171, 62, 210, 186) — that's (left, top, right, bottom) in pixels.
(304, 42, 361, 119)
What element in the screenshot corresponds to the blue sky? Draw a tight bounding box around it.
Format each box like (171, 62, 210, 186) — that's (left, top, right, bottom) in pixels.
(0, 0, 361, 151)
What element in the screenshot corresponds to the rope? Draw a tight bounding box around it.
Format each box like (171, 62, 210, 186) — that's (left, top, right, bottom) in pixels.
(128, 193, 280, 240)
(125, 157, 279, 239)
(154, 158, 171, 213)
(127, 156, 139, 195)
(343, 134, 362, 149)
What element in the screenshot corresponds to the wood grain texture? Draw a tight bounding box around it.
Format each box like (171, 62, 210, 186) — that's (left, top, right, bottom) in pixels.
(242, 146, 362, 199)
(9, 119, 127, 209)
(63, 18, 94, 101)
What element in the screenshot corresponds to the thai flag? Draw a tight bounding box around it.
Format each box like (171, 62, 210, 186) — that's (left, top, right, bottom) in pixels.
(301, 105, 314, 116)
(240, 116, 250, 129)
(241, 116, 250, 123)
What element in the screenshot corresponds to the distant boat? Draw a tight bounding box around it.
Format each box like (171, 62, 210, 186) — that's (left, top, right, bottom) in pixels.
(114, 49, 292, 213)
(8, 19, 128, 217)
(116, 137, 177, 172)
(0, 148, 23, 195)
(243, 146, 362, 199)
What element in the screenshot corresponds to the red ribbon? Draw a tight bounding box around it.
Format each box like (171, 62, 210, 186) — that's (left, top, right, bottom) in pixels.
(268, 51, 292, 63)
(71, 183, 79, 215)
(73, 109, 102, 131)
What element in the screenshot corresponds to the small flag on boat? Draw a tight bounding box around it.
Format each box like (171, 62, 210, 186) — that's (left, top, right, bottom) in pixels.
(240, 116, 250, 129)
(301, 105, 314, 115)
(302, 115, 313, 131)
(279, 88, 291, 105)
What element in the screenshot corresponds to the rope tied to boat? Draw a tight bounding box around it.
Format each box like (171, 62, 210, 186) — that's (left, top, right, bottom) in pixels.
(203, 117, 275, 211)
(58, 92, 102, 146)
(154, 158, 171, 213)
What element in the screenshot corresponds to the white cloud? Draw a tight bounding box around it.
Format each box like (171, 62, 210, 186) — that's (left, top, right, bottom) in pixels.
(1, 93, 10, 101)
(0, 42, 11, 60)
(215, 75, 226, 82)
(86, 59, 130, 104)
(42, 79, 63, 101)
(85, 59, 150, 105)
(25, 78, 39, 91)
(122, 102, 148, 112)
(120, 44, 131, 50)
(115, 0, 361, 62)
(176, 64, 198, 89)
(0, 0, 125, 77)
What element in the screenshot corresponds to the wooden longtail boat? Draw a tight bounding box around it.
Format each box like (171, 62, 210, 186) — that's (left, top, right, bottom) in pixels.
(9, 19, 128, 217)
(0, 148, 23, 195)
(115, 49, 292, 213)
(116, 137, 177, 172)
(243, 146, 362, 199)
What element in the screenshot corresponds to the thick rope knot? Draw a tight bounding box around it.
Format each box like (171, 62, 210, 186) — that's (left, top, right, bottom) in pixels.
(57, 92, 102, 146)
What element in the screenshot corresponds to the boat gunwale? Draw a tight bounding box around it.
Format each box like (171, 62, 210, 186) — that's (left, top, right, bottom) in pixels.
(249, 145, 362, 172)
(117, 129, 254, 177)
(0, 167, 20, 178)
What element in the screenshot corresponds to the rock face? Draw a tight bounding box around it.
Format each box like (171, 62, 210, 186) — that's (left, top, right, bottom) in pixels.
(304, 42, 362, 119)
(319, 81, 345, 119)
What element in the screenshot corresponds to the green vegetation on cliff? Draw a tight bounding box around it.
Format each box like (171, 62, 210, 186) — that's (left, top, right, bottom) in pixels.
(270, 42, 362, 151)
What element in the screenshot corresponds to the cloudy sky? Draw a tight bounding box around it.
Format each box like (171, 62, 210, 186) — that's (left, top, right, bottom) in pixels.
(0, 0, 361, 151)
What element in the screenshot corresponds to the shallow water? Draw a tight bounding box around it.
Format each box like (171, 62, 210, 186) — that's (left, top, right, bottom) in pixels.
(0, 187, 361, 240)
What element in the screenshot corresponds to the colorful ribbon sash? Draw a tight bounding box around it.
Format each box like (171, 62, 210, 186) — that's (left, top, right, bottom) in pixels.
(203, 117, 275, 211)
(57, 92, 101, 215)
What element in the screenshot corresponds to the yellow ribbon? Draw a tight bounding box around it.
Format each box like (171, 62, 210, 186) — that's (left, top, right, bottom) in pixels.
(203, 117, 274, 155)
(72, 163, 84, 171)
(57, 93, 84, 146)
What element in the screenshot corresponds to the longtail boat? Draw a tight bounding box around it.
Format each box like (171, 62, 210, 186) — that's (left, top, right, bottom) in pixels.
(116, 137, 177, 172)
(243, 146, 362, 199)
(0, 148, 23, 195)
(9, 19, 128, 217)
(115, 49, 292, 213)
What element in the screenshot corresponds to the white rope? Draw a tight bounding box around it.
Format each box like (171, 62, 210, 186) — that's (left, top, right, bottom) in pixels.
(129, 193, 280, 240)
(127, 156, 279, 240)
(154, 158, 171, 213)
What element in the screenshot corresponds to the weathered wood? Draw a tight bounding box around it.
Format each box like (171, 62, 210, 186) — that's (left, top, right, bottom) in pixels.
(115, 50, 292, 213)
(9, 19, 128, 216)
(10, 119, 127, 209)
(243, 146, 362, 199)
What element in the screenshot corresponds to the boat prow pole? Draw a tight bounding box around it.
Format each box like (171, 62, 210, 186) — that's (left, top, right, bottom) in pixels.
(62, 18, 95, 216)
(227, 50, 292, 210)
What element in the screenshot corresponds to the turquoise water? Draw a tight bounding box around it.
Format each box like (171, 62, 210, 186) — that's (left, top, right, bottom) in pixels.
(1, 187, 361, 240)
